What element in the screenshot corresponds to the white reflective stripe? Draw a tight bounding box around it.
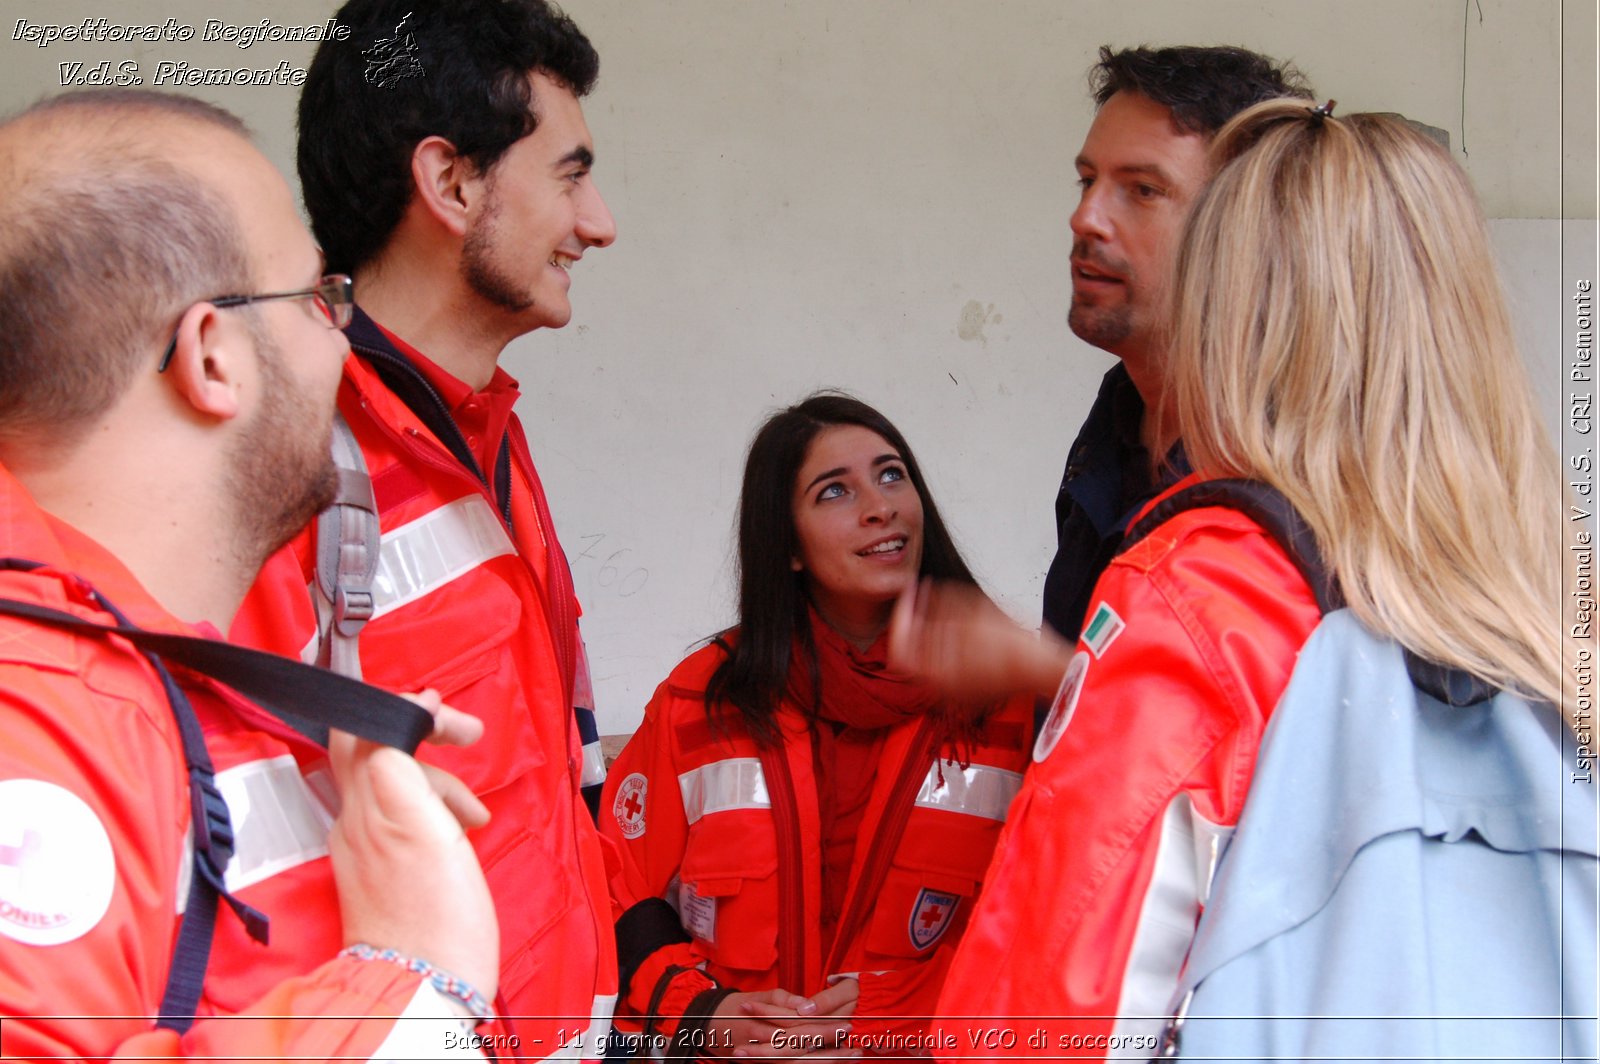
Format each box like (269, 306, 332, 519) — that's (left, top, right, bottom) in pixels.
(537, 994, 618, 1062)
(214, 755, 335, 893)
(297, 625, 320, 665)
(371, 495, 515, 618)
(1107, 795, 1232, 1056)
(174, 825, 192, 915)
(580, 740, 607, 788)
(663, 873, 683, 915)
(365, 981, 482, 1061)
(1190, 804, 1233, 907)
(914, 761, 1025, 822)
(678, 759, 770, 824)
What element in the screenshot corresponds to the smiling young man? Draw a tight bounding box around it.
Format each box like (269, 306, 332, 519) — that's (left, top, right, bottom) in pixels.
(231, 1, 619, 1055)
(1041, 46, 1313, 644)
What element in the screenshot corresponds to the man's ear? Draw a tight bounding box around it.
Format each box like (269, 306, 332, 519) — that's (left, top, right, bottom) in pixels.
(410, 135, 481, 238)
(164, 302, 248, 421)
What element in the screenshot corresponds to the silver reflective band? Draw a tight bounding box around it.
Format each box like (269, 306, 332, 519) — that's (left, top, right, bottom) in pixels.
(1108, 793, 1231, 1056)
(214, 755, 336, 892)
(537, 995, 618, 1062)
(914, 761, 1024, 822)
(678, 759, 771, 824)
(581, 740, 607, 788)
(366, 982, 484, 1061)
(372, 495, 516, 618)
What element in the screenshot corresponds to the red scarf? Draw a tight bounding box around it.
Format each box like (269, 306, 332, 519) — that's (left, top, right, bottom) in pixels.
(786, 608, 939, 728)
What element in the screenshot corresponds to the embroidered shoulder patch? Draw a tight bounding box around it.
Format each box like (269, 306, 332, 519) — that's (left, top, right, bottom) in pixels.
(0, 779, 116, 946)
(1081, 600, 1125, 659)
(909, 887, 959, 950)
(1034, 651, 1090, 763)
(612, 772, 648, 839)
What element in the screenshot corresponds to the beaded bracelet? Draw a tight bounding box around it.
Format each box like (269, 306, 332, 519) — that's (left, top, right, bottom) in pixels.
(342, 943, 496, 1024)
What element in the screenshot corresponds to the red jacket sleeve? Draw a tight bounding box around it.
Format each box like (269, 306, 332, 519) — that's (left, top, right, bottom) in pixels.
(934, 510, 1320, 1058)
(0, 660, 484, 1060)
(601, 678, 715, 1030)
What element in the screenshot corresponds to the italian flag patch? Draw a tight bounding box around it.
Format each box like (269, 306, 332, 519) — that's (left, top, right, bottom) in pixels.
(1082, 600, 1125, 659)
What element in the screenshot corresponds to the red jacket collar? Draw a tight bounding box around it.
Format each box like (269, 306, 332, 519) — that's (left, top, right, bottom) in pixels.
(0, 462, 199, 635)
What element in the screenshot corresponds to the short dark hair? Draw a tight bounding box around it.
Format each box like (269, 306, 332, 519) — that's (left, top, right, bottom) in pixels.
(299, 0, 600, 275)
(0, 91, 251, 439)
(1089, 45, 1313, 136)
(705, 391, 978, 745)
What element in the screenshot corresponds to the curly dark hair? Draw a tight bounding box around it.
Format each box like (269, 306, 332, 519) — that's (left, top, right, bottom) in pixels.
(1089, 45, 1313, 136)
(298, 0, 598, 275)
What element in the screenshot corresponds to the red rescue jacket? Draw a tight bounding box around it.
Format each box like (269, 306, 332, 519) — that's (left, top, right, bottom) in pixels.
(934, 476, 1321, 1060)
(233, 320, 616, 1058)
(604, 640, 1033, 1056)
(0, 465, 474, 1060)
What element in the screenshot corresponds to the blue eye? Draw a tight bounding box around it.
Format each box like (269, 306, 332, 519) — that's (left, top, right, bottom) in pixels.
(879, 465, 907, 484)
(817, 483, 846, 501)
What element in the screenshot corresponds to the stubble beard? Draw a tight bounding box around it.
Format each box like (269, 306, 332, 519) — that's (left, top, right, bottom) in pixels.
(461, 190, 537, 313)
(225, 317, 339, 573)
(1068, 239, 1137, 353)
(1068, 297, 1134, 352)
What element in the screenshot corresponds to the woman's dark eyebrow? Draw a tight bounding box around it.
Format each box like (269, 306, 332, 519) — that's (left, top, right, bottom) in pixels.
(803, 467, 848, 493)
(804, 454, 904, 494)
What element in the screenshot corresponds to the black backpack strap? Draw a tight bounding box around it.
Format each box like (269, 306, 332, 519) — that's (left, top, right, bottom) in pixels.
(1119, 479, 1493, 707)
(0, 559, 434, 1031)
(1120, 478, 1341, 614)
(345, 306, 514, 529)
(140, 636, 265, 1032)
(0, 595, 432, 751)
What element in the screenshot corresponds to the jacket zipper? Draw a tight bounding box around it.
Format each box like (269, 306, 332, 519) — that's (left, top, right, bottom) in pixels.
(758, 740, 808, 993)
(823, 716, 940, 975)
(349, 334, 513, 526)
(347, 330, 584, 699)
(350, 328, 602, 1020)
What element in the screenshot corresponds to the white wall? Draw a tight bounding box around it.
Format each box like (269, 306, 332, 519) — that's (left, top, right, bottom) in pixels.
(1, 1, 1592, 733)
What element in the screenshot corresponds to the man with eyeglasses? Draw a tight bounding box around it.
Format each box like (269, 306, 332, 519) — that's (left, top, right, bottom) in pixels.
(229, 0, 621, 1054)
(0, 89, 502, 1059)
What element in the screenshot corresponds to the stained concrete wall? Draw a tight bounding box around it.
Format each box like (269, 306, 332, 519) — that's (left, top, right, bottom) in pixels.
(1, 1, 1592, 731)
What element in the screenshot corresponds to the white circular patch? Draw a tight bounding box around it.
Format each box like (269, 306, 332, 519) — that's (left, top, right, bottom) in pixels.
(0, 779, 117, 946)
(612, 772, 649, 839)
(1033, 651, 1090, 763)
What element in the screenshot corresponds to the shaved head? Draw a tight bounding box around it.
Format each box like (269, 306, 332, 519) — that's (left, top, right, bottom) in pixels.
(0, 91, 254, 440)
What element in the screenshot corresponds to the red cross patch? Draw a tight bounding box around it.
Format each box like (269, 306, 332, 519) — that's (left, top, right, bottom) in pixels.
(908, 887, 960, 950)
(1034, 650, 1089, 763)
(0, 779, 115, 946)
(612, 772, 648, 839)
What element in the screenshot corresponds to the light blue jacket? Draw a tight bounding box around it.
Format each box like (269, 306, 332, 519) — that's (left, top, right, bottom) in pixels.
(1167, 610, 1597, 1063)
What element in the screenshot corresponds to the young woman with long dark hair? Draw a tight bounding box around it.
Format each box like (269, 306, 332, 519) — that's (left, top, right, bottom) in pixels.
(601, 392, 1032, 1060)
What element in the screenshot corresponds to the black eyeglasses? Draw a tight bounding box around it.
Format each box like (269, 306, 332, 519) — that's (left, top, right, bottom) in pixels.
(157, 273, 354, 373)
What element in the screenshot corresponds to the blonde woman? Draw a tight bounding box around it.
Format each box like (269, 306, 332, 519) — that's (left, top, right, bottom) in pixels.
(893, 99, 1590, 1058)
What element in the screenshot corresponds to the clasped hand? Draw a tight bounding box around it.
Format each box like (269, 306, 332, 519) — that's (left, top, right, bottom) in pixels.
(709, 978, 861, 1058)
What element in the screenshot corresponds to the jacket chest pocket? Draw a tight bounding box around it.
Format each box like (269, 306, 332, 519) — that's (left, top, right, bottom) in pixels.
(679, 821, 779, 976)
(863, 804, 1008, 961)
(865, 861, 981, 960)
